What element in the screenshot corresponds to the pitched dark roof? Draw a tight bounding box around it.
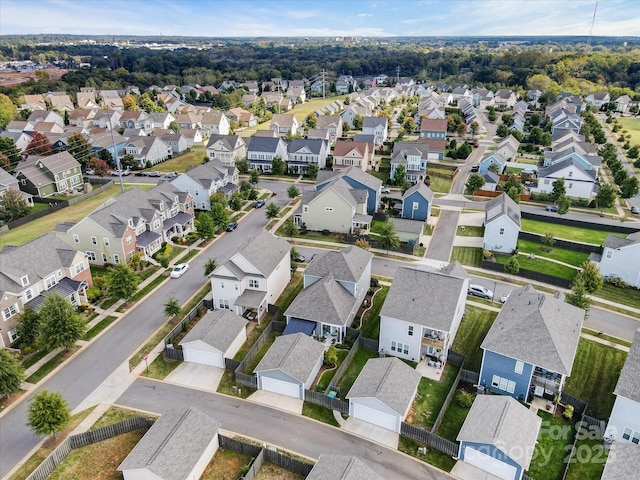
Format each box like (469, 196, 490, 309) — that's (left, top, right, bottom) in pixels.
(180, 310, 247, 352)
(613, 328, 640, 402)
(254, 333, 325, 383)
(306, 455, 384, 480)
(247, 136, 285, 153)
(485, 193, 521, 227)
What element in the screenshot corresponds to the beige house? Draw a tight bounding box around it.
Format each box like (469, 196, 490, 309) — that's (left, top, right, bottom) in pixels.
(332, 140, 371, 171)
(205, 134, 247, 167)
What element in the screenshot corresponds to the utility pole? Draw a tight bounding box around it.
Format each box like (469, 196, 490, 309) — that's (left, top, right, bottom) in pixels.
(396, 65, 400, 84)
(106, 103, 124, 193)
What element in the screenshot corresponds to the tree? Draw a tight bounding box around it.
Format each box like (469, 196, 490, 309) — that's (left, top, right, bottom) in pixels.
(287, 185, 300, 199)
(204, 258, 217, 276)
(306, 163, 319, 180)
(507, 186, 521, 203)
(27, 390, 70, 439)
(248, 188, 258, 201)
(120, 154, 137, 170)
(15, 306, 40, 346)
(551, 178, 566, 201)
(271, 156, 285, 175)
(503, 175, 523, 196)
(122, 95, 138, 111)
(393, 164, 407, 187)
(38, 293, 85, 352)
(470, 121, 479, 137)
(566, 276, 590, 311)
(403, 117, 416, 134)
(465, 173, 485, 194)
(228, 192, 243, 211)
(281, 218, 299, 240)
(66, 133, 93, 168)
(89, 157, 110, 176)
(195, 212, 216, 240)
(305, 113, 317, 129)
(236, 159, 249, 174)
(456, 142, 472, 159)
(627, 145, 639, 159)
(0, 93, 17, 128)
(541, 233, 555, 251)
(0, 189, 32, 222)
(0, 349, 24, 398)
(0, 151, 10, 168)
(378, 219, 400, 254)
(106, 264, 140, 303)
(577, 261, 603, 294)
(557, 195, 571, 214)
(529, 126, 543, 145)
(614, 169, 628, 186)
(496, 124, 509, 138)
(353, 114, 363, 130)
(487, 107, 497, 122)
(504, 256, 520, 274)
(210, 202, 230, 231)
(324, 346, 338, 366)
(24, 131, 53, 156)
(249, 169, 260, 185)
(456, 122, 467, 138)
(501, 114, 514, 127)
(169, 121, 180, 133)
(620, 176, 640, 199)
(265, 202, 280, 220)
(163, 297, 181, 318)
(587, 184, 614, 211)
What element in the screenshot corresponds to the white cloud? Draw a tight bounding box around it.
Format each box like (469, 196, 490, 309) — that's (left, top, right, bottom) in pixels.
(358, 13, 372, 17)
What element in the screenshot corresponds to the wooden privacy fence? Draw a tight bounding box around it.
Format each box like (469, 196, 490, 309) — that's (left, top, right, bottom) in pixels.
(304, 390, 349, 414)
(26, 417, 153, 480)
(459, 369, 480, 385)
(518, 231, 600, 253)
(431, 350, 466, 434)
(522, 211, 640, 235)
(400, 422, 459, 457)
(327, 339, 360, 393)
(163, 297, 210, 360)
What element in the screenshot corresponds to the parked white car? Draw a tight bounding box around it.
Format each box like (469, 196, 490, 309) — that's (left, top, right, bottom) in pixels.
(170, 263, 189, 278)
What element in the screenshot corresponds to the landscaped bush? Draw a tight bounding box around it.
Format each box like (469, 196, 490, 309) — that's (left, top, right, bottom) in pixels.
(370, 278, 379, 288)
(605, 276, 630, 289)
(321, 229, 331, 236)
(456, 390, 474, 408)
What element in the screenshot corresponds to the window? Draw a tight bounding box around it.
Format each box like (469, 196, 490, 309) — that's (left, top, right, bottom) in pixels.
(249, 279, 259, 289)
(605, 250, 613, 259)
(408, 326, 414, 336)
(91, 236, 97, 245)
(86, 251, 96, 261)
(568, 171, 573, 177)
(113, 254, 120, 264)
(73, 234, 80, 243)
(235, 283, 239, 291)
(633, 431, 640, 445)
(219, 299, 230, 309)
(220, 281, 224, 289)
(75, 263, 85, 274)
(45, 275, 56, 290)
(7, 328, 19, 343)
(303, 205, 309, 214)
(544, 179, 550, 185)
(412, 201, 419, 210)
(153, 220, 160, 229)
(126, 235, 133, 245)
(103, 238, 110, 246)
(102, 253, 107, 262)
(391, 341, 397, 352)
(499, 227, 505, 235)
(325, 207, 334, 212)
(3, 304, 18, 320)
(515, 361, 524, 374)
(20, 275, 29, 286)
(568, 183, 573, 189)
(623, 428, 633, 441)
(25, 289, 33, 301)
(492, 374, 516, 393)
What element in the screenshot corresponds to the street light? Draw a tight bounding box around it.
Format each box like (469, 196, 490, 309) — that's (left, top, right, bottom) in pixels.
(106, 103, 124, 193)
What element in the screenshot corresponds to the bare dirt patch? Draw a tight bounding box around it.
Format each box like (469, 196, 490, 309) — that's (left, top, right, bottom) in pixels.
(255, 462, 305, 480)
(201, 449, 251, 480)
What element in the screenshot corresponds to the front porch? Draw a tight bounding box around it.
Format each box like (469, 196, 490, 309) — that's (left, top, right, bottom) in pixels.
(351, 214, 372, 233)
(136, 230, 162, 260)
(234, 289, 267, 323)
(163, 212, 194, 241)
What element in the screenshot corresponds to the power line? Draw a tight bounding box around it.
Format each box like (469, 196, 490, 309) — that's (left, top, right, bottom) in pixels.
(587, 0, 599, 50)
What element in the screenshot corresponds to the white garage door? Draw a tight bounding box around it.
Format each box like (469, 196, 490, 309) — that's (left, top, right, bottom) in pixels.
(464, 446, 517, 480)
(427, 152, 440, 160)
(353, 403, 397, 432)
(184, 349, 224, 368)
(260, 377, 301, 399)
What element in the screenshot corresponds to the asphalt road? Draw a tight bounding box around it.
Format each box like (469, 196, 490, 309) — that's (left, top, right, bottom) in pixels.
(116, 379, 451, 480)
(426, 209, 460, 261)
(0, 179, 296, 478)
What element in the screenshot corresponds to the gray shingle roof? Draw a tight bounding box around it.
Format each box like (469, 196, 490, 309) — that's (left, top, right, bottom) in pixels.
(614, 328, 640, 402)
(481, 285, 584, 375)
(346, 357, 421, 415)
(233, 230, 290, 278)
(485, 193, 521, 227)
(206, 134, 244, 150)
(601, 442, 640, 480)
(117, 407, 220, 480)
(180, 310, 247, 352)
(362, 116, 388, 129)
(537, 157, 597, 180)
(247, 136, 285, 153)
(390, 217, 423, 234)
(315, 165, 381, 192)
(402, 182, 434, 202)
(306, 454, 384, 480)
(457, 395, 541, 470)
(254, 332, 325, 383)
(380, 266, 467, 331)
(303, 245, 372, 284)
(288, 138, 326, 155)
(603, 231, 640, 249)
(440, 260, 470, 279)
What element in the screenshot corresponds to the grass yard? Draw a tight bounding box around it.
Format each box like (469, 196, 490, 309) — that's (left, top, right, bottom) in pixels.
(144, 149, 206, 173)
(516, 238, 591, 267)
(255, 463, 305, 480)
(408, 363, 460, 428)
(428, 175, 453, 194)
(315, 349, 349, 391)
(335, 348, 380, 399)
(494, 254, 579, 281)
(26, 346, 79, 384)
(617, 117, 640, 145)
(436, 391, 474, 441)
(302, 402, 340, 427)
(563, 338, 627, 419)
(217, 369, 255, 399)
(527, 411, 575, 480)
(451, 306, 498, 373)
(140, 354, 182, 380)
(450, 246, 482, 267)
(201, 449, 252, 480)
(583, 328, 632, 348)
(593, 283, 640, 310)
(82, 315, 118, 341)
(275, 273, 304, 310)
(359, 286, 389, 339)
(564, 432, 608, 480)
(398, 437, 456, 472)
(520, 219, 624, 245)
(91, 406, 156, 430)
(457, 225, 484, 237)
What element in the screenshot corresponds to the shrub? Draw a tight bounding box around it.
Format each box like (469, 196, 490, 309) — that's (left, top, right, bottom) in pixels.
(321, 229, 331, 236)
(482, 249, 493, 260)
(370, 278, 379, 288)
(456, 390, 474, 408)
(606, 276, 629, 289)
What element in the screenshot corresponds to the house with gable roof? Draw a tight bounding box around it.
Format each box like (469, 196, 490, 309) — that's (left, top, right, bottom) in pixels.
(159, 133, 188, 156)
(315, 166, 381, 214)
(118, 110, 148, 130)
(170, 159, 238, 210)
(0, 233, 92, 348)
(246, 136, 288, 173)
(478, 135, 519, 174)
(589, 232, 640, 287)
(494, 89, 518, 109)
(27, 110, 64, 129)
(401, 182, 434, 221)
(362, 116, 388, 146)
(315, 115, 343, 144)
(347, 357, 421, 433)
(585, 92, 611, 109)
(332, 140, 371, 171)
(269, 114, 299, 137)
(531, 158, 598, 199)
(287, 138, 328, 174)
(483, 193, 521, 254)
(418, 118, 447, 159)
(21, 94, 47, 111)
(124, 135, 172, 166)
(601, 442, 640, 480)
(210, 230, 290, 322)
(391, 141, 430, 183)
(205, 134, 247, 167)
(226, 107, 257, 127)
(283, 246, 372, 343)
(201, 110, 230, 136)
(479, 285, 585, 404)
(306, 455, 384, 480)
(14, 151, 83, 197)
(457, 395, 542, 480)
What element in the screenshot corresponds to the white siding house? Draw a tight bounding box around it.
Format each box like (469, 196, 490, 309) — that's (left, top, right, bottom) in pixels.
(590, 233, 640, 288)
(483, 194, 521, 254)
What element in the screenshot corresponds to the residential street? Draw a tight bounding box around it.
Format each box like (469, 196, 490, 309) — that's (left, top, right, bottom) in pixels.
(115, 379, 452, 480)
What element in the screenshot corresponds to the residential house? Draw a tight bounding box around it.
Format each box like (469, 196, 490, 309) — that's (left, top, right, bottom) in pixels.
(306, 455, 384, 480)
(0, 233, 92, 348)
(479, 135, 519, 173)
(46, 92, 74, 112)
(89, 130, 127, 160)
(210, 230, 290, 323)
(14, 151, 83, 197)
(27, 110, 64, 129)
(315, 166, 381, 214)
(241, 93, 259, 107)
(255, 333, 325, 400)
(494, 89, 518, 109)
(21, 94, 47, 111)
(287, 138, 328, 174)
(391, 141, 429, 183)
(205, 134, 247, 167)
(340, 104, 371, 130)
(315, 115, 343, 144)
(452, 85, 473, 101)
(614, 95, 632, 114)
(418, 118, 447, 159)
(332, 140, 371, 171)
(92, 109, 121, 130)
(283, 246, 372, 343)
(480, 171, 501, 192)
(226, 107, 257, 127)
(401, 182, 434, 221)
(390, 217, 424, 245)
(601, 442, 640, 480)
(542, 148, 601, 173)
(531, 158, 598, 200)
(170, 159, 238, 210)
(246, 137, 288, 173)
(269, 114, 299, 137)
(179, 309, 248, 368)
(589, 232, 640, 287)
(362, 116, 388, 147)
(159, 133, 188, 156)
(336, 75, 355, 94)
(0, 167, 20, 197)
(286, 86, 306, 104)
(549, 109, 583, 137)
(68, 108, 96, 128)
(117, 407, 220, 480)
(479, 285, 585, 403)
(118, 110, 148, 129)
(0, 130, 32, 154)
(5, 121, 32, 133)
(347, 357, 421, 433)
(457, 395, 542, 480)
(180, 128, 204, 148)
(144, 112, 175, 133)
(306, 128, 331, 142)
(242, 81, 259, 94)
(124, 136, 172, 166)
(76, 91, 99, 109)
(33, 122, 64, 134)
(379, 264, 468, 365)
(201, 110, 230, 136)
(526, 89, 543, 103)
(585, 92, 611, 109)
(174, 112, 202, 130)
(483, 193, 521, 254)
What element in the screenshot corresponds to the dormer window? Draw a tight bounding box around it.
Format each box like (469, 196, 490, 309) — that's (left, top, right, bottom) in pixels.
(159, 203, 164, 211)
(21, 275, 29, 286)
(128, 219, 134, 227)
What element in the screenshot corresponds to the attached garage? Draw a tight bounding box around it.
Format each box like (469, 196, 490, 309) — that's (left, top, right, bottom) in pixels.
(352, 403, 397, 431)
(260, 376, 301, 399)
(463, 446, 518, 480)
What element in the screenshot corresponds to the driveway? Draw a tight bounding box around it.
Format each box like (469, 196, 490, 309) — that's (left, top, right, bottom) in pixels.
(164, 363, 224, 393)
(451, 461, 503, 480)
(342, 417, 399, 449)
(247, 390, 303, 415)
(426, 209, 460, 262)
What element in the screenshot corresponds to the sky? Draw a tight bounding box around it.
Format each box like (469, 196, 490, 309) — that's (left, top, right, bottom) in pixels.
(0, 0, 638, 37)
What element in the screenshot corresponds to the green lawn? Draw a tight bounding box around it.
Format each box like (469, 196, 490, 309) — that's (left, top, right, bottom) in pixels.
(436, 391, 474, 441)
(428, 176, 453, 194)
(335, 348, 379, 399)
(617, 117, 640, 145)
(359, 286, 389, 339)
(593, 283, 640, 310)
(82, 315, 118, 341)
(398, 437, 456, 472)
(564, 432, 608, 480)
(494, 254, 579, 281)
(527, 411, 575, 480)
(315, 349, 349, 392)
(409, 363, 460, 428)
(563, 338, 627, 419)
(451, 306, 498, 372)
(450, 246, 482, 267)
(516, 238, 591, 267)
(140, 354, 182, 380)
(144, 149, 206, 173)
(521, 219, 624, 245)
(302, 403, 340, 427)
(275, 274, 304, 310)
(457, 225, 484, 237)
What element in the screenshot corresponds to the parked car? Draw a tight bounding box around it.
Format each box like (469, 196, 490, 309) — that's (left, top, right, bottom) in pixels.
(254, 200, 266, 208)
(165, 171, 178, 178)
(111, 169, 130, 176)
(85, 168, 95, 175)
(470, 165, 480, 172)
(468, 284, 493, 299)
(226, 221, 238, 232)
(380, 186, 390, 194)
(545, 205, 559, 212)
(147, 171, 162, 177)
(134, 171, 148, 177)
(293, 254, 306, 263)
(631, 206, 640, 215)
(170, 263, 189, 278)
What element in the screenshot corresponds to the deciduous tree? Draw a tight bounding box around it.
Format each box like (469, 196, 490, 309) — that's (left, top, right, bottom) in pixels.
(566, 276, 590, 311)
(195, 212, 216, 240)
(281, 218, 299, 240)
(306, 163, 319, 180)
(465, 173, 485, 194)
(271, 156, 285, 175)
(89, 157, 110, 176)
(594, 183, 617, 209)
(249, 169, 260, 185)
(24, 131, 52, 156)
(378, 219, 400, 254)
(0, 93, 17, 128)
(38, 293, 85, 352)
(0, 189, 32, 222)
(106, 264, 140, 302)
(0, 349, 24, 398)
(15, 306, 40, 346)
(265, 203, 280, 220)
(287, 185, 300, 199)
(504, 256, 520, 274)
(620, 176, 639, 199)
(551, 178, 566, 201)
(576, 261, 603, 294)
(27, 390, 70, 439)
(210, 202, 230, 231)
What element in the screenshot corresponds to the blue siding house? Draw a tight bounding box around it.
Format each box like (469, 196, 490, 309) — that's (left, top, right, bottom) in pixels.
(457, 395, 542, 480)
(401, 182, 434, 221)
(315, 166, 382, 214)
(479, 285, 584, 405)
